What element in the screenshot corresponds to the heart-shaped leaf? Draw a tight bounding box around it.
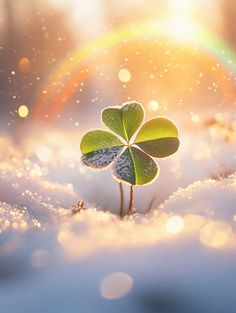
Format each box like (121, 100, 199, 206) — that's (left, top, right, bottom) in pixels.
(102, 101, 144, 142)
(80, 130, 124, 169)
(113, 146, 158, 185)
(134, 117, 179, 158)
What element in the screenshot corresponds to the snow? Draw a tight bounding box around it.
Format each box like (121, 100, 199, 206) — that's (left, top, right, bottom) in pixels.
(0, 111, 235, 312)
(0, 194, 236, 312)
(161, 174, 236, 227)
(0, 165, 236, 312)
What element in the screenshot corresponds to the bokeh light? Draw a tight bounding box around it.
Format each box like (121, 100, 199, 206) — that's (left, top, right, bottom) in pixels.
(147, 100, 159, 112)
(118, 68, 131, 83)
(166, 215, 184, 234)
(18, 105, 29, 118)
(18, 57, 31, 73)
(100, 272, 133, 299)
(200, 221, 233, 248)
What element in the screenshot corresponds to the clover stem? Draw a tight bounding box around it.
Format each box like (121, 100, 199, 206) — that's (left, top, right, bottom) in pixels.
(128, 185, 134, 215)
(119, 182, 124, 218)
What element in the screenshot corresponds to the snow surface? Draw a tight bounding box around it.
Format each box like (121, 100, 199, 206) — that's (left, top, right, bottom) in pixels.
(0, 111, 236, 313)
(0, 174, 236, 313)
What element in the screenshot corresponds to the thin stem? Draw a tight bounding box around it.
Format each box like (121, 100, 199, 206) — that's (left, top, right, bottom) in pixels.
(119, 182, 124, 218)
(128, 185, 134, 215)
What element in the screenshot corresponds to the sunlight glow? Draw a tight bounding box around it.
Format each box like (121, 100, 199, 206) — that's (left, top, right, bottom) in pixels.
(169, 0, 197, 15)
(48, 0, 105, 37)
(54, 208, 236, 262)
(163, 17, 199, 40)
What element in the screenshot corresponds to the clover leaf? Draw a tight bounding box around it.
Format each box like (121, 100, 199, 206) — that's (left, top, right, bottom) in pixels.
(102, 102, 144, 142)
(80, 101, 179, 216)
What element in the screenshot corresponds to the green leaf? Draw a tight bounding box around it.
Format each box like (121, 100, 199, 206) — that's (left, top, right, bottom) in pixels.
(80, 130, 124, 169)
(102, 101, 144, 142)
(134, 117, 179, 158)
(113, 146, 158, 185)
(80, 130, 123, 154)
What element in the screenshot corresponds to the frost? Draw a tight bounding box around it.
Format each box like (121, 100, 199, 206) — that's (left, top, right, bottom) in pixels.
(113, 149, 134, 183)
(82, 146, 123, 169)
(0, 202, 43, 233)
(122, 102, 136, 111)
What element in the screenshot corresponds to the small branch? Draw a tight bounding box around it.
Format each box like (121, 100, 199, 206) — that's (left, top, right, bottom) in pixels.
(128, 185, 134, 215)
(119, 182, 124, 218)
(71, 201, 86, 215)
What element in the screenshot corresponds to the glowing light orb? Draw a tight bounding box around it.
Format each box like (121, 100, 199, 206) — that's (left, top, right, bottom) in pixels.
(166, 215, 184, 234)
(19, 57, 31, 73)
(148, 100, 159, 112)
(36, 145, 53, 163)
(118, 68, 131, 83)
(100, 272, 133, 300)
(18, 105, 29, 118)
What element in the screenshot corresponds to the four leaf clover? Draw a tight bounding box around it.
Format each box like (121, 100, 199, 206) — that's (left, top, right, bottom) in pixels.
(80, 101, 179, 186)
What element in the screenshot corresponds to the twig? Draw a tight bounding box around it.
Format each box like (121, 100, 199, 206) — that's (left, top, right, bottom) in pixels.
(71, 201, 86, 215)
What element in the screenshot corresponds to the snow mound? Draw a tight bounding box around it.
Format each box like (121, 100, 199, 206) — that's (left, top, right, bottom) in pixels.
(0, 134, 78, 228)
(161, 173, 236, 227)
(0, 174, 236, 312)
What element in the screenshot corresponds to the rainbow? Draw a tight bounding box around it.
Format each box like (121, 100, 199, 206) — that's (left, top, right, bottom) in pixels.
(33, 18, 236, 122)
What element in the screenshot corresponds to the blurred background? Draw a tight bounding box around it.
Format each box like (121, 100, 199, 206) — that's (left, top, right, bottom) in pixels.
(0, 0, 236, 212)
(1, 0, 236, 128)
